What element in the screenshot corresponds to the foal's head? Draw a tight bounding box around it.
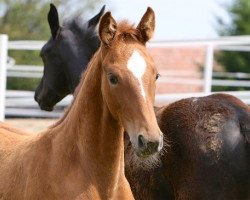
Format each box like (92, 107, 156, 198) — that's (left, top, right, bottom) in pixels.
(99, 8, 163, 157)
(35, 4, 104, 111)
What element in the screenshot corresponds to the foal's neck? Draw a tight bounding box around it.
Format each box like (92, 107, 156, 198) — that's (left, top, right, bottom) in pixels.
(51, 53, 125, 197)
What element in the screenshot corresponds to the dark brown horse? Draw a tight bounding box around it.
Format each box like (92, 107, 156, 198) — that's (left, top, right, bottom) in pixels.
(125, 93, 250, 200)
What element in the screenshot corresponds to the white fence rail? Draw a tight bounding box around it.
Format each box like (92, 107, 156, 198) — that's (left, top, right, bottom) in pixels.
(7, 65, 43, 78)
(1, 35, 250, 119)
(0, 35, 8, 121)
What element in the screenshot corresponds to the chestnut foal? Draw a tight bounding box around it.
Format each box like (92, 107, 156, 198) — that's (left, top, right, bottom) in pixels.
(0, 8, 162, 200)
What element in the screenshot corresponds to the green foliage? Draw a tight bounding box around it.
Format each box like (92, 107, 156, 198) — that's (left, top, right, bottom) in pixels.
(8, 50, 42, 65)
(7, 77, 40, 90)
(216, 0, 250, 73)
(218, 0, 250, 36)
(6, 50, 42, 91)
(0, 0, 50, 40)
(215, 0, 250, 91)
(216, 51, 250, 73)
(0, 0, 101, 91)
(0, 0, 102, 40)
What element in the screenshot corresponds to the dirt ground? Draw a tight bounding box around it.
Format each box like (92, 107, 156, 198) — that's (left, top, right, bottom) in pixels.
(5, 118, 57, 133)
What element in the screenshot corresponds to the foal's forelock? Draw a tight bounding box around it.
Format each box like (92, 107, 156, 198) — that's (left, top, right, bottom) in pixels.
(112, 21, 142, 43)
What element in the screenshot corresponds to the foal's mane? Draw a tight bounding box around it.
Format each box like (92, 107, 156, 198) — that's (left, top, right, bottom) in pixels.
(50, 20, 143, 128)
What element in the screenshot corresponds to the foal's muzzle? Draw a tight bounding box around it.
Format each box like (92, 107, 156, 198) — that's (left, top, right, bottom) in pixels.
(136, 133, 163, 158)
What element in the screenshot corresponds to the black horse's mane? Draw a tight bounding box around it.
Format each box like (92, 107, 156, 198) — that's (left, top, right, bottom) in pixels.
(63, 15, 99, 43)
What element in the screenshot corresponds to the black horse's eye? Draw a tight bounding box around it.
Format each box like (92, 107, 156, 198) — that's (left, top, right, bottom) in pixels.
(108, 73, 118, 85)
(156, 73, 160, 80)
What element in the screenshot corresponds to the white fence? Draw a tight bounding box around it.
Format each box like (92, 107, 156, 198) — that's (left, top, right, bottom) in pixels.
(1, 35, 250, 120)
(0, 35, 8, 121)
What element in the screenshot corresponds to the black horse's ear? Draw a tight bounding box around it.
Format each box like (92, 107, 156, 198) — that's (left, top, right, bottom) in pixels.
(48, 3, 60, 39)
(88, 5, 106, 28)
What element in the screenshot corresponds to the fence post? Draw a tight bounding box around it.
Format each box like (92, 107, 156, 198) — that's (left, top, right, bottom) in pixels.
(203, 44, 214, 94)
(0, 34, 8, 121)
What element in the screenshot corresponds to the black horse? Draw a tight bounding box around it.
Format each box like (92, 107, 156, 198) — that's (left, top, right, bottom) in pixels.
(35, 4, 250, 200)
(34, 4, 104, 111)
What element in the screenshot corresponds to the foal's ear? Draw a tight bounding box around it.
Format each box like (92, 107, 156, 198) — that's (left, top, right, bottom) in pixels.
(88, 5, 105, 28)
(99, 12, 117, 46)
(136, 7, 155, 44)
(48, 4, 60, 39)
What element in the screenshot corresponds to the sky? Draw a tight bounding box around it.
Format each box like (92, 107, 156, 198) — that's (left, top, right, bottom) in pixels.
(0, 0, 234, 41)
(92, 0, 234, 41)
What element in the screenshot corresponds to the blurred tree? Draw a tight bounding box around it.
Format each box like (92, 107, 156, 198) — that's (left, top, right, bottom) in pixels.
(217, 0, 250, 74)
(0, 0, 101, 40)
(0, 0, 49, 40)
(214, 0, 250, 91)
(0, 0, 101, 90)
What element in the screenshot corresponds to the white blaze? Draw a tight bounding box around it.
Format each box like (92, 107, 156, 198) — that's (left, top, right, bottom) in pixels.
(127, 50, 147, 99)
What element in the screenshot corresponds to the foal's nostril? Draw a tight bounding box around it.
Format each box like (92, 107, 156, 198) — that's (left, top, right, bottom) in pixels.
(136, 136, 160, 157)
(138, 135, 146, 149)
(147, 141, 159, 153)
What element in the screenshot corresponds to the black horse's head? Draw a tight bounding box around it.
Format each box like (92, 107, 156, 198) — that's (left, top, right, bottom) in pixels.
(35, 4, 104, 111)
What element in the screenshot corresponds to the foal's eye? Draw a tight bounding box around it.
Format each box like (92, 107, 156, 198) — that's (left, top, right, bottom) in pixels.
(156, 73, 160, 80)
(108, 73, 118, 85)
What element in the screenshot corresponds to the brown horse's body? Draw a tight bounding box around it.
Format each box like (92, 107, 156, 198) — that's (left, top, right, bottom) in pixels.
(0, 7, 162, 200)
(126, 93, 250, 200)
